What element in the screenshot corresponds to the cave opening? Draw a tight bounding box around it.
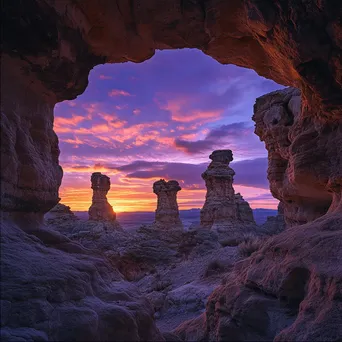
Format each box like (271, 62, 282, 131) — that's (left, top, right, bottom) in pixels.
(53, 49, 283, 224)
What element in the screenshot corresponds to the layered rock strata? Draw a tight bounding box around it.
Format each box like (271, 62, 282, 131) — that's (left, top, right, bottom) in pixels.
(88, 172, 117, 222)
(253, 87, 338, 227)
(153, 179, 182, 228)
(200, 150, 237, 228)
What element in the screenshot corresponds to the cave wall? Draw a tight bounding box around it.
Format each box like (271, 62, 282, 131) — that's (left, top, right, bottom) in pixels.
(253, 87, 341, 226)
(1, 0, 341, 222)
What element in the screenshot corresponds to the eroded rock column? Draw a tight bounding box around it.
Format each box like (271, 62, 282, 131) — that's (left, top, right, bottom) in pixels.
(200, 150, 237, 228)
(153, 179, 182, 228)
(88, 172, 117, 221)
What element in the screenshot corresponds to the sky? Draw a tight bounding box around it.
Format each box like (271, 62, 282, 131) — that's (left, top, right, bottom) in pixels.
(54, 49, 284, 212)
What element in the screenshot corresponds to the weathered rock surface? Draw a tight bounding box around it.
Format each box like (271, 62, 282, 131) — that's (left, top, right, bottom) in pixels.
(200, 150, 257, 244)
(88, 172, 117, 222)
(44, 203, 79, 235)
(200, 150, 237, 228)
(176, 212, 342, 341)
(153, 179, 182, 229)
(45, 203, 78, 222)
(235, 193, 255, 224)
(0, 217, 163, 341)
(1, 1, 342, 341)
(253, 87, 340, 227)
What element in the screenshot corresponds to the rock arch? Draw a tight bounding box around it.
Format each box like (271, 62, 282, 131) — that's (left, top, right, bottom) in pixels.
(1, 1, 342, 340)
(1, 0, 341, 223)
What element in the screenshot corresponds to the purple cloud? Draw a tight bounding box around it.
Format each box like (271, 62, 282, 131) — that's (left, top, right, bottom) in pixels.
(108, 157, 269, 190)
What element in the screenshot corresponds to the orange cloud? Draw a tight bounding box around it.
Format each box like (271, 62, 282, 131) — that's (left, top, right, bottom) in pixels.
(54, 114, 89, 133)
(160, 98, 222, 123)
(108, 89, 131, 97)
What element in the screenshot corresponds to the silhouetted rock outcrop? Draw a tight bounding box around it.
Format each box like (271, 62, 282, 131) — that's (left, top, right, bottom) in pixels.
(153, 179, 182, 229)
(88, 172, 117, 222)
(258, 202, 286, 236)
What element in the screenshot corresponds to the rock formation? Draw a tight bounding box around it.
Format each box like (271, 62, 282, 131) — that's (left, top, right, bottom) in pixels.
(2, 1, 342, 341)
(153, 179, 182, 228)
(44, 203, 79, 234)
(2, 1, 341, 219)
(253, 87, 337, 227)
(235, 193, 255, 224)
(45, 203, 78, 221)
(258, 202, 286, 236)
(200, 150, 237, 228)
(200, 150, 256, 228)
(88, 172, 116, 221)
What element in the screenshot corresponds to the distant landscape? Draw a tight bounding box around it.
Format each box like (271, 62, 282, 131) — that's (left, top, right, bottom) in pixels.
(74, 208, 277, 230)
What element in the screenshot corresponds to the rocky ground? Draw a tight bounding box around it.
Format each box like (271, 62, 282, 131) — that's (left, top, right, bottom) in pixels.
(41, 204, 283, 338)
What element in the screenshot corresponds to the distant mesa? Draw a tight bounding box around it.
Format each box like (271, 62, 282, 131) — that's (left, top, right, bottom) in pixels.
(153, 179, 183, 229)
(88, 172, 118, 222)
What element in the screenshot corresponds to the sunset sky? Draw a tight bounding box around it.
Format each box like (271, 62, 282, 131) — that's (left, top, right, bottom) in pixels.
(54, 49, 284, 212)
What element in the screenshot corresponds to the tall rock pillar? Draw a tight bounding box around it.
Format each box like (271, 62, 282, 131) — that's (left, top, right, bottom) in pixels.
(153, 179, 182, 228)
(88, 172, 117, 221)
(200, 150, 236, 228)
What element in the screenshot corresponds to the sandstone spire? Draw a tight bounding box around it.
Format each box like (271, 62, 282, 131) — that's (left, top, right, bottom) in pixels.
(153, 179, 182, 228)
(88, 172, 116, 221)
(200, 150, 237, 228)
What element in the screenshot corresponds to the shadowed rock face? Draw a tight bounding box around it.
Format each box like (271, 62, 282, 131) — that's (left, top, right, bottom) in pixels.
(153, 179, 182, 228)
(88, 172, 116, 221)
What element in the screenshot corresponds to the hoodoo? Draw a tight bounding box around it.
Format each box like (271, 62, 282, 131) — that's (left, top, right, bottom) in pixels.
(88, 172, 117, 222)
(153, 179, 182, 229)
(200, 150, 237, 228)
